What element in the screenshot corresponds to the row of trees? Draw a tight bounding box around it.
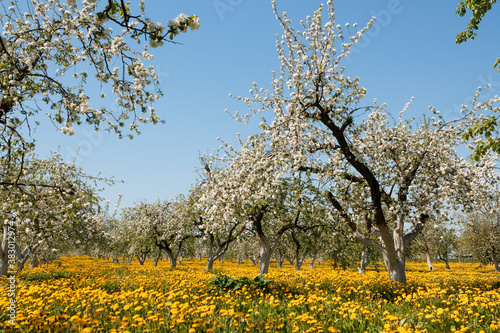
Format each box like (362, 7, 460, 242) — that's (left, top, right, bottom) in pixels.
(0, 0, 198, 274)
(2, 0, 500, 284)
(3, 175, 499, 276)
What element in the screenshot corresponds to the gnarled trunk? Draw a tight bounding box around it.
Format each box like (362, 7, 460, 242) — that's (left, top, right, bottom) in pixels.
(438, 253, 450, 269)
(137, 253, 147, 265)
(164, 248, 177, 268)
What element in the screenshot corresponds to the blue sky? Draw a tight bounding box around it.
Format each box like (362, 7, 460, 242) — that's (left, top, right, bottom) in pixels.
(34, 0, 500, 210)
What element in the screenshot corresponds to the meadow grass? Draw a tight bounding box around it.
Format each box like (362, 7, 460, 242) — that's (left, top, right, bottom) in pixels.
(1, 256, 499, 332)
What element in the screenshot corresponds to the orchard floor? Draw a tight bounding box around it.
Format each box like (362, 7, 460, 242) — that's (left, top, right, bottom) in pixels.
(1, 256, 499, 333)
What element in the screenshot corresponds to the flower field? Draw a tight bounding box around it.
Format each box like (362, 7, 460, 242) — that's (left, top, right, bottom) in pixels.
(1, 256, 499, 333)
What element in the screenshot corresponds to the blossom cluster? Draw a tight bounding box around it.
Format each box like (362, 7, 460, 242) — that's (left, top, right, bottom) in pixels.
(0, 0, 197, 140)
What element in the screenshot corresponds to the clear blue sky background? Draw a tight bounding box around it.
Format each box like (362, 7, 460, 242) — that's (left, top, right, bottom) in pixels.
(34, 0, 500, 210)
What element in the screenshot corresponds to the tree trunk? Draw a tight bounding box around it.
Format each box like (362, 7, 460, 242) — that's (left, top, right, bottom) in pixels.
(381, 252, 406, 284)
(128, 257, 132, 265)
(349, 258, 356, 267)
(15, 244, 33, 272)
(259, 246, 272, 274)
(164, 249, 177, 268)
(137, 254, 147, 265)
(237, 257, 244, 265)
(308, 251, 318, 268)
(426, 252, 434, 271)
(492, 256, 500, 273)
(31, 256, 39, 268)
(439, 253, 450, 270)
(359, 250, 369, 274)
(249, 256, 259, 265)
(178, 256, 183, 265)
(276, 256, 284, 267)
(256, 228, 273, 274)
(295, 252, 308, 271)
(206, 258, 215, 272)
(0, 225, 9, 276)
(153, 252, 162, 267)
(0, 250, 7, 276)
(294, 257, 301, 271)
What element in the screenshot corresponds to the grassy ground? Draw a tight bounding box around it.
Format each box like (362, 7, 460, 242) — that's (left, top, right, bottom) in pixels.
(1, 256, 499, 332)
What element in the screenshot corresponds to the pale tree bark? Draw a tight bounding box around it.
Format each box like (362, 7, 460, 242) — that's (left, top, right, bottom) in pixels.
(358, 249, 370, 274)
(15, 243, 36, 272)
(164, 248, 177, 268)
(308, 251, 318, 268)
(425, 252, 434, 271)
(258, 240, 272, 274)
(276, 255, 285, 267)
(328, 189, 429, 284)
(0, 226, 8, 276)
(294, 252, 308, 271)
(492, 256, 500, 273)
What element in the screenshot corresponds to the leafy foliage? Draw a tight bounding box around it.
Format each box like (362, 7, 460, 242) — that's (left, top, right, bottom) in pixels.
(21, 270, 73, 281)
(209, 274, 274, 291)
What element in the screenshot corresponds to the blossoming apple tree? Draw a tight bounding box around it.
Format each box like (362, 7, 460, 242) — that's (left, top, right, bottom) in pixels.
(189, 174, 246, 272)
(0, 153, 107, 275)
(221, 0, 499, 283)
(0, 0, 199, 144)
(0, 0, 198, 273)
(198, 134, 331, 274)
(120, 197, 195, 268)
(458, 200, 500, 273)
